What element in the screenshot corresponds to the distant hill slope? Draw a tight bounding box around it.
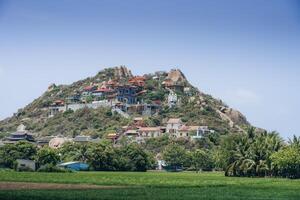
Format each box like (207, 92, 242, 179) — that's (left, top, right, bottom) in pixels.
(0, 66, 250, 138)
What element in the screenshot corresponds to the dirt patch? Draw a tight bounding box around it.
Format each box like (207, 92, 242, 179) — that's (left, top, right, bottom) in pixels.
(0, 182, 126, 190)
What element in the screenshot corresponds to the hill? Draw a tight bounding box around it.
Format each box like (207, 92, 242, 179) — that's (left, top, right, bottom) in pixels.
(0, 66, 250, 139)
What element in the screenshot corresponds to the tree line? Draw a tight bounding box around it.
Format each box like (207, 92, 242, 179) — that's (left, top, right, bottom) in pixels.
(0, 128, 300, 178)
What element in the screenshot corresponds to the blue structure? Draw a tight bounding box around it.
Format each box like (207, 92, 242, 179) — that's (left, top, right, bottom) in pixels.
(58, 161, 89, 171)
(117, 86, 138, 104)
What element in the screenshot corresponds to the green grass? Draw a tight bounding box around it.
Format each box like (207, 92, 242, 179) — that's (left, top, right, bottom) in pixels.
(0, 171, 300, 200)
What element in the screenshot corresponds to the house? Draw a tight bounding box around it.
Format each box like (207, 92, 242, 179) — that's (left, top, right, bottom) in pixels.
(52, 100, 65, 106)
(138, 127, 163, 138)
(36, 136, 55, 147)
(192, 126, 214, 140)
(134, 117, 143, 123)
(177, 125, 201, 138)
(92, 88, 115, 100)
(184, 87, 192, 96)
(81, 91, 92, 97)
(124, 129, 145, 143)
(58, 161, 89, 171)
(166, 118, 183, 135)
(66, 95, 81, 104)
(167, 90, 178, 108)
(4, 124, 35, 143)
(106, 133, 119, 143)
(48, 105, 66, 117)
(125, 129, 139, 137)
(116, 85, 138, 104)
(177, 125, 214, 139)
(128, 76, 146, 87)
(107, 79, 118, 89)
(142, 104, 161, 116)
(83, 85, 97, 92)
(16, 159, 36, 171)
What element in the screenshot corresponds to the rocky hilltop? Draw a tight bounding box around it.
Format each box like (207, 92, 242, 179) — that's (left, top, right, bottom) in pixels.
(0, 66, 250, 139)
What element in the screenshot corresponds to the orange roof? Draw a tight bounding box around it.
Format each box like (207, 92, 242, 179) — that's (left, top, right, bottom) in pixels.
(129, 76, 146, 81)
(84, 86, 93, 90)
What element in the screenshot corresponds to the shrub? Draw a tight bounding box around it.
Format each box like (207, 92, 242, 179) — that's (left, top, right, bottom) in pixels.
(16, 166, 34, 172)
(271, 147, 300, 179)
(37, 164, 72, 173)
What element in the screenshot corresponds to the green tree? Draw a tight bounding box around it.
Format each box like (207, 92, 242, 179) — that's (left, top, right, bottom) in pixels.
(162, 143, 187, 169)
(192, 149, 213, 172)
(223, 128, 283, 177)
(0, 141, 37, 168)
(59, 142, 90, 162)
(36, 147, 60, 166)
(271, 146, 300, 179)
(121, 144, 151, 172)
(86, 142, 117, 171)
(288, 135, 300, 148)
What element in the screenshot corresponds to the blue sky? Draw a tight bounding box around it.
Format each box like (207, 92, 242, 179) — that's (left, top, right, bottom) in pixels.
(0, 0, 299, 139)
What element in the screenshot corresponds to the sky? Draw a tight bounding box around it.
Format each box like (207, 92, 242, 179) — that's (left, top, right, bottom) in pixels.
(0, 0, 300, 139)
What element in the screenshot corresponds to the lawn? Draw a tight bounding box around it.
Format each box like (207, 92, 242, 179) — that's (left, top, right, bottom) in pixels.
(0, 171, 299, 200)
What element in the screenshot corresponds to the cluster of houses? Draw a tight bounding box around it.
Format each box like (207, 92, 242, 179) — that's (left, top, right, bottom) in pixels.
(122, 118, 214, 143)
(48, 76, 163, 117)
(1, 118, 214, 148)
(48, 69, 193, 118)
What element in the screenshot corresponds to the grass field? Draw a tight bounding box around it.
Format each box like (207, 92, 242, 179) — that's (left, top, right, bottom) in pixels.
(0, 171, 300, 200)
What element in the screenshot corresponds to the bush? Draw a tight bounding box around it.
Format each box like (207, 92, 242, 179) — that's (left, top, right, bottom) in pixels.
(271, 147, 300, 179)
(37, 164, 72, 173)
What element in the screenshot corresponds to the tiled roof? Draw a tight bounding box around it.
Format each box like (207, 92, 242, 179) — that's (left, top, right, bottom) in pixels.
(10, 131, 34, 136)
(93, 88, 113, 93)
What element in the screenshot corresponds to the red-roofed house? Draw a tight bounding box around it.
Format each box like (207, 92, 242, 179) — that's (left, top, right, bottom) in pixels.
(129, 76, 146, 87)
(83, 85, 97, 92)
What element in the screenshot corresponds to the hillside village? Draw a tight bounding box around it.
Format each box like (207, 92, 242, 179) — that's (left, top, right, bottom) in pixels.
(0, 66, 249, 149)
(48, 68, 189, 118)
(1, 67, 216, 147)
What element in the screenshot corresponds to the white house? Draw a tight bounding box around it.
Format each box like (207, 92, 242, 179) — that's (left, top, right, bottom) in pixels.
(138, 127, 163, 138)
(167, 90, 177, 108)
(16, 159, 36, 171)
(166, 118, 183, 136)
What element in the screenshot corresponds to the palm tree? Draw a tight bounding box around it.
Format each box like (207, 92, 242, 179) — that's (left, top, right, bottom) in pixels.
(225, 129, 283, 177)
(288, 135, 300, 148)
